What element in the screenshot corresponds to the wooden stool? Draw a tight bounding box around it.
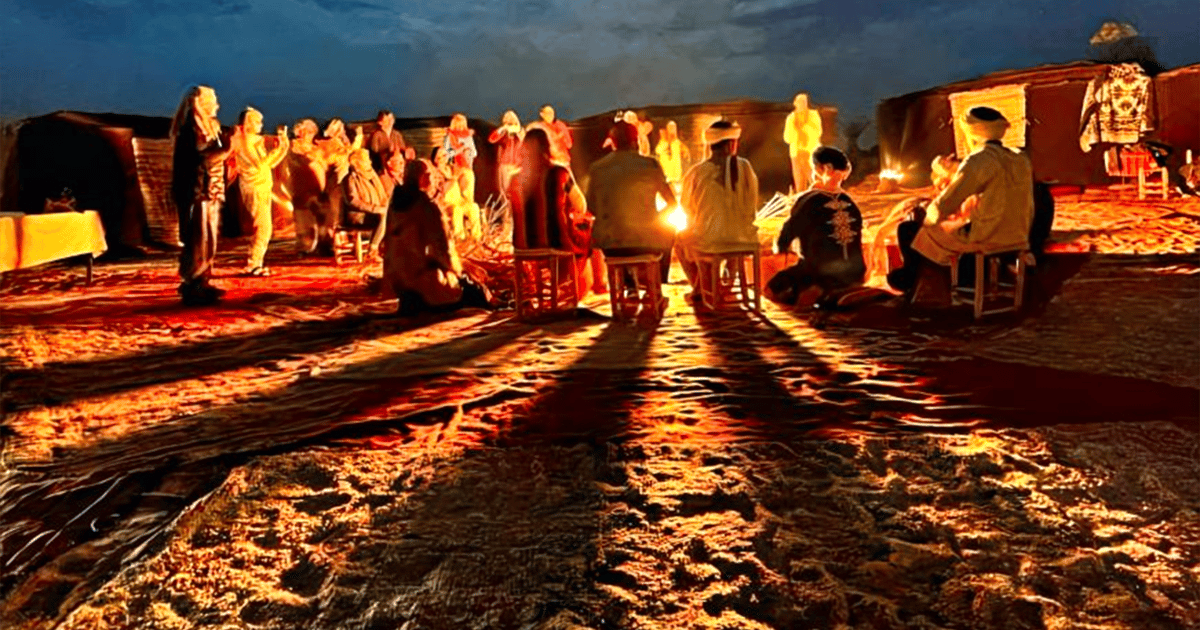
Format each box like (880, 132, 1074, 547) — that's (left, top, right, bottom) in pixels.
(1138, 164, 1169, 200)
(695, 247, 761, 312)
(949, 249, 1031, 320)
(334, 210, 379, 264)
(605, 254, 664, 322)
(514, 248, 579, 320)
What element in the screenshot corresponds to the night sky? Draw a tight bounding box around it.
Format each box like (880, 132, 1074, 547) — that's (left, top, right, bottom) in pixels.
(2, 0, 1198, 131)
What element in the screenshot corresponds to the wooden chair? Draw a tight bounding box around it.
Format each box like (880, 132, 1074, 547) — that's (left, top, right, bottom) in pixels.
(695, 247, 762, 312)
(1138, 162, 1170, 200)
(949, 249, 1031, 320)
(605, 254, 664, 322)
(513, 248, 579, 320)
(333, 210, 379, 264)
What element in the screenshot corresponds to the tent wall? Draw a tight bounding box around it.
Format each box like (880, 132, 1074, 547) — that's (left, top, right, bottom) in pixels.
(876, 62, 1132, 187)
(0, 121, 21, 214)
(1153, 65, 1200, 155)
(96, 126, 149, 247)
(131, 137, 180, 246)
(1026, 81, 1107, 185)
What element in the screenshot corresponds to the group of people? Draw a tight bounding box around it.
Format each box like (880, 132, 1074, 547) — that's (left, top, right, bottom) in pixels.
(169, 84, 487, 307)
(769, 105, 1041, 310)
(170, 83, 1040, 320)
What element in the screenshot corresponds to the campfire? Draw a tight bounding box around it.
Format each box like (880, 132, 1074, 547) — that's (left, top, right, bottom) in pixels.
(657, 193, 688, 232)
(877, 168, 904, 193)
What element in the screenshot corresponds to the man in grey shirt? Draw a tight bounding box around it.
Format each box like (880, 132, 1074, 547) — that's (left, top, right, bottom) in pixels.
(586, 121, 678, 283)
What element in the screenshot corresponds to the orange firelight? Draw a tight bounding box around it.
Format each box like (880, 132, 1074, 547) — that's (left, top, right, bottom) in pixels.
(658, 194, 687, 232)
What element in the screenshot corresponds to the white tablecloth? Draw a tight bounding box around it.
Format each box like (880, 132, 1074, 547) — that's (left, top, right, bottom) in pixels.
(0, 210, 108, 273)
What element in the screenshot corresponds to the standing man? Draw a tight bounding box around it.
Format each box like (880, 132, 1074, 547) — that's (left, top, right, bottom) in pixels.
(171, 85, 232, 306)
(783, 92, 823, 194)
(654, 120, 691, 194)
(368, 110, 412, 173)
(488, 109, 525, 203)
(528, 104, 573, 168)
(234, 107, 289, 276)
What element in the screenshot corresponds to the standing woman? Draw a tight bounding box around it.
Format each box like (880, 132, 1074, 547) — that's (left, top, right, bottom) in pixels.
(171, 85, 232, 306)
(234, 107, 289, 276)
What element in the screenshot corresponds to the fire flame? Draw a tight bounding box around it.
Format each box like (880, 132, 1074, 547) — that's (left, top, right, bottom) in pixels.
(880, 169, 903, 181)
(657, 193, 687, 231)
(667, 205, 687, 232)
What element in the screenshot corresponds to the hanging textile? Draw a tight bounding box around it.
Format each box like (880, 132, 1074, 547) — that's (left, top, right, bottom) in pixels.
(1079, 63, 1154, 152)
(948, 83, 1028, 159)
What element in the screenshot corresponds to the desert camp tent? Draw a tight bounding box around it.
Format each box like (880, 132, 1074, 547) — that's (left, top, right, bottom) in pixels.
(1151, 64, 1200, 158)
(568, 100, 838, 199)
(876, 61, 1200, 187)
(1, 111, 174, 254)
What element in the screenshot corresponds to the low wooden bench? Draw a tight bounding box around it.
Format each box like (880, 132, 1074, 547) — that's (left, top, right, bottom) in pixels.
(513, 248, 579, 320)
(695, 247, 761, 313)
(605, 253, 665, 322)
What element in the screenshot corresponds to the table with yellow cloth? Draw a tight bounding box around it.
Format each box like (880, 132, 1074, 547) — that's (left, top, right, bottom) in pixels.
(0, 210, 108, 281)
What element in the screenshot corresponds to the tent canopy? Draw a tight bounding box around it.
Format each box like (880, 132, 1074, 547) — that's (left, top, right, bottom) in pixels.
(876, 60, 1199, 187)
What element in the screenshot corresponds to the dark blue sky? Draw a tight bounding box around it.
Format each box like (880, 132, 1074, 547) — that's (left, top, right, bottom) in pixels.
(2, 0, 1197, 129)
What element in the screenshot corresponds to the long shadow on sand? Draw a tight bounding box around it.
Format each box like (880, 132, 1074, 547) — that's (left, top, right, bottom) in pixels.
(0, 311, 597, 627)
(300, 318, 663, 629)
(1, 306, 400, 410)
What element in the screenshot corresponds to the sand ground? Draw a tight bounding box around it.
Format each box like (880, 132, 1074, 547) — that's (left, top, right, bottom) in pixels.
(1, 184, 1197, 629)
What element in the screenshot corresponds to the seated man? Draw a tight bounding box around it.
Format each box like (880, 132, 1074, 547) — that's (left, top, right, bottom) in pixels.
(887, 107, 1033, 294)
(380, 151, 406, 202)
(343, 148, 389, 262)
(768, 146, 867, 307)
(586, 120, 677, 288)
(676, 120, 759, 297)
(384, 160, 492, 316)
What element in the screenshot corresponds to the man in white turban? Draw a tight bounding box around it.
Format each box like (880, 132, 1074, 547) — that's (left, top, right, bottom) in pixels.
(888, 107, 1034, 291)
(676, 120, 759, 295)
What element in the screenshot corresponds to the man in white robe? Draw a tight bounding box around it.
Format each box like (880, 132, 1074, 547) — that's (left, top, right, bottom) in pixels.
(676, 120, 759, 293)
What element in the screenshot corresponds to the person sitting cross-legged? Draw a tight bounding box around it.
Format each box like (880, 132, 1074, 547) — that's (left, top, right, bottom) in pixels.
(768, 146, 867, 308)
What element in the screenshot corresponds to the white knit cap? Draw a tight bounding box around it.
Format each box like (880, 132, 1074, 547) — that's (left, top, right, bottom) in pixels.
(704, 121, 742, 145)
(964, 107, 1010, 141)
